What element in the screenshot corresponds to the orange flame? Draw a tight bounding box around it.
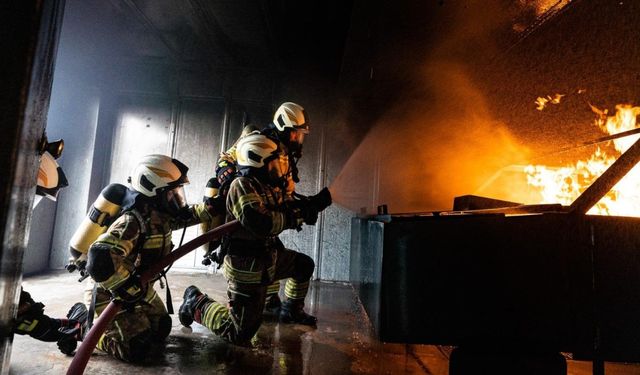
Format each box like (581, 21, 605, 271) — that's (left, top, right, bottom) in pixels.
(535, 93, 564, 111)
(525, 104, 640, 216)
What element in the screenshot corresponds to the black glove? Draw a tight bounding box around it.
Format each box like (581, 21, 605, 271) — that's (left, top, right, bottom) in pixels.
(57, 335, 78, 356)
(66, 254, 89, 281)
(204, 195, 226, 216)
(288, 199, 319, 227)
(309, 187, 332, 212)
(202, 240, 226, 269)
(66, 253, 87, 273)
(301, 204, 319, 225)
(113, 272, 147, 306)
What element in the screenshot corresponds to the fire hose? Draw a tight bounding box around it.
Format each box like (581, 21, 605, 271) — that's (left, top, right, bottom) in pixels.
(66, 220, 241, 375)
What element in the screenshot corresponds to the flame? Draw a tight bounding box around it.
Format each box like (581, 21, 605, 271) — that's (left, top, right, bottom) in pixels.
(525, 104, 640, 216)
(535, 93, 564, 110)
(521, 0, 572, 16)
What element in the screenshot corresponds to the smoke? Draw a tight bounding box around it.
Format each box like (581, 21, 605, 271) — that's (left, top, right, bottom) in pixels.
(330, 1, 533, 214)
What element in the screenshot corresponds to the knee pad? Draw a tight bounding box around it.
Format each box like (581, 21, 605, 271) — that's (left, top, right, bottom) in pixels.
(293, 253, 315, 280)
(154, 314, 172, 340)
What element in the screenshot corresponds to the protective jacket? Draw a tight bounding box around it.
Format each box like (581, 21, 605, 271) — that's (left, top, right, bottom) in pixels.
(88, 197, 216, 298)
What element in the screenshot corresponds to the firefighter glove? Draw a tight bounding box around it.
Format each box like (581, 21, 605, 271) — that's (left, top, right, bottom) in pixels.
(288, 199, 319, 226)
(309, 187, 332, 212)
(202, 241, 225, 269)
(204, 195, 226, 216)
(65, 253, 87, 274)
(216, 165, 236, 186)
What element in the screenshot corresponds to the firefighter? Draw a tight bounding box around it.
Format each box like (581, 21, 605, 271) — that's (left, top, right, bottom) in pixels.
(204, 102, 311, 313)
(13, 134, 88, 356)
(179, 133, 331, 345)
(200, 124, 260, 267)
(201, 123, 285, 313)
(262, 102, 310, 185)
(80, 154, 222, 362)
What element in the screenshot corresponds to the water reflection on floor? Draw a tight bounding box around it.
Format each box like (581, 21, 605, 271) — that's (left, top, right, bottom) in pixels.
(9, 271, 640, 374)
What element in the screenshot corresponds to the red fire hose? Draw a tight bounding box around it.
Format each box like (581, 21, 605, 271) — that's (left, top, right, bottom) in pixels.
(66, 220, 241, 375)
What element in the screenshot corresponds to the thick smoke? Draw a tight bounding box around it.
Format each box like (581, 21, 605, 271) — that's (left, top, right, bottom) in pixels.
(331, 1, 534, 213)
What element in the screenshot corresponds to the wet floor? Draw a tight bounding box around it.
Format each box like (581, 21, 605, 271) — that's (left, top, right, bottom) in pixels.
(8, 270, 640, 374)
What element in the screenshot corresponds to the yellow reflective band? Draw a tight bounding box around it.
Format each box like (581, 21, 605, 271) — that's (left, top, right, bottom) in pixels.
(285, 280, 309, 299)
(266, 282, 280, 294)
(223, 267, 262, 283)
(17, 319, 38, 333)
(99, 265, 130, 290)
(142, 235, 168, 249)
(234, 193, 262, 213)
(95, 235, 134, 255)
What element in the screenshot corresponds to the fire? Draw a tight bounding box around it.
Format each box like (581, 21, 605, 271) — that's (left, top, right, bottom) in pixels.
(525, 104, 640, 216)
(535, 93, 565, 111)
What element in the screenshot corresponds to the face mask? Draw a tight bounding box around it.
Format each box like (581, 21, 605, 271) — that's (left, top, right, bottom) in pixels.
(161, 185, 188, 216)
(267, 154, 291, 189)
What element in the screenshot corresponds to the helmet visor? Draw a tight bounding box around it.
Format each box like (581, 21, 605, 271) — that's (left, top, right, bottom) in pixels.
(290, 127, 308, 146)
(267, 154, 291, 187)
(165, 185, 187, 213)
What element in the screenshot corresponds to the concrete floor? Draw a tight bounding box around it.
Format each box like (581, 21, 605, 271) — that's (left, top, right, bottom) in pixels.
(8, 270, 640, 374)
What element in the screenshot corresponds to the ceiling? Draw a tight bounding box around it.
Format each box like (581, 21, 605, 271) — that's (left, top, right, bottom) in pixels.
(98, 0, 354, 76)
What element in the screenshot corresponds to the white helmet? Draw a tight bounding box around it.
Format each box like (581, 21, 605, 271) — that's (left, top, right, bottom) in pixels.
(129, 154, 189, 197)
(236, 134, 280, 169)
(273, 102, 309, 133)
(35, 151, 68, 206)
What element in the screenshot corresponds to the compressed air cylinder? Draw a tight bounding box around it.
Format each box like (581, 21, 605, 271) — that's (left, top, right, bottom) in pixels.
(69, 183, 127, 254)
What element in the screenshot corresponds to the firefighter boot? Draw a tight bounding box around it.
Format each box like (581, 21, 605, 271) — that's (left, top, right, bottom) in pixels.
(264, 294, 282, 314)
(179, 285, 208, 327)
(279, 299, 317, 326)
(58, 302, 88, 355)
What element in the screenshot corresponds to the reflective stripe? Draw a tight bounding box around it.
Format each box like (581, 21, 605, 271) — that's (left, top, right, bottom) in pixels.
(142, 233, 170, 249)
(223, 258, 262, 283)
(285, 280, 309, 299)
(99, 264, 130, 291)
(266, 281, 280, 295)
(95, 235, 134, 255)
(16, 319, 38, 333)
(202, 302, 231, 330)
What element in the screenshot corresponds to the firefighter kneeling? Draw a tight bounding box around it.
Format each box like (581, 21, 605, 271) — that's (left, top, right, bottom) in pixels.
(179, 133, 331, 345)
(82, 154, 222, 362)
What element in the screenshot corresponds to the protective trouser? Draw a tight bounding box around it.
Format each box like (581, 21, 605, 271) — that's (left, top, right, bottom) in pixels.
(91, 286, 171, 362)
(195, 246, 314, 344)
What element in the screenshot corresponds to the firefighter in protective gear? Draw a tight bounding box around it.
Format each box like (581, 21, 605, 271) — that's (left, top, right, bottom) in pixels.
(201, 124, 260, 265)
(13, 134, 89, 356)
(179, 134, 332, 345)
(83, 154, 222, 362)
(262, 102, 309, 184)
(201, 124, 283, 312)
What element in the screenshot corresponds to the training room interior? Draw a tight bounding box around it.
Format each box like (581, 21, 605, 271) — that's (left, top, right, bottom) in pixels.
(3, 1, 640, 374)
